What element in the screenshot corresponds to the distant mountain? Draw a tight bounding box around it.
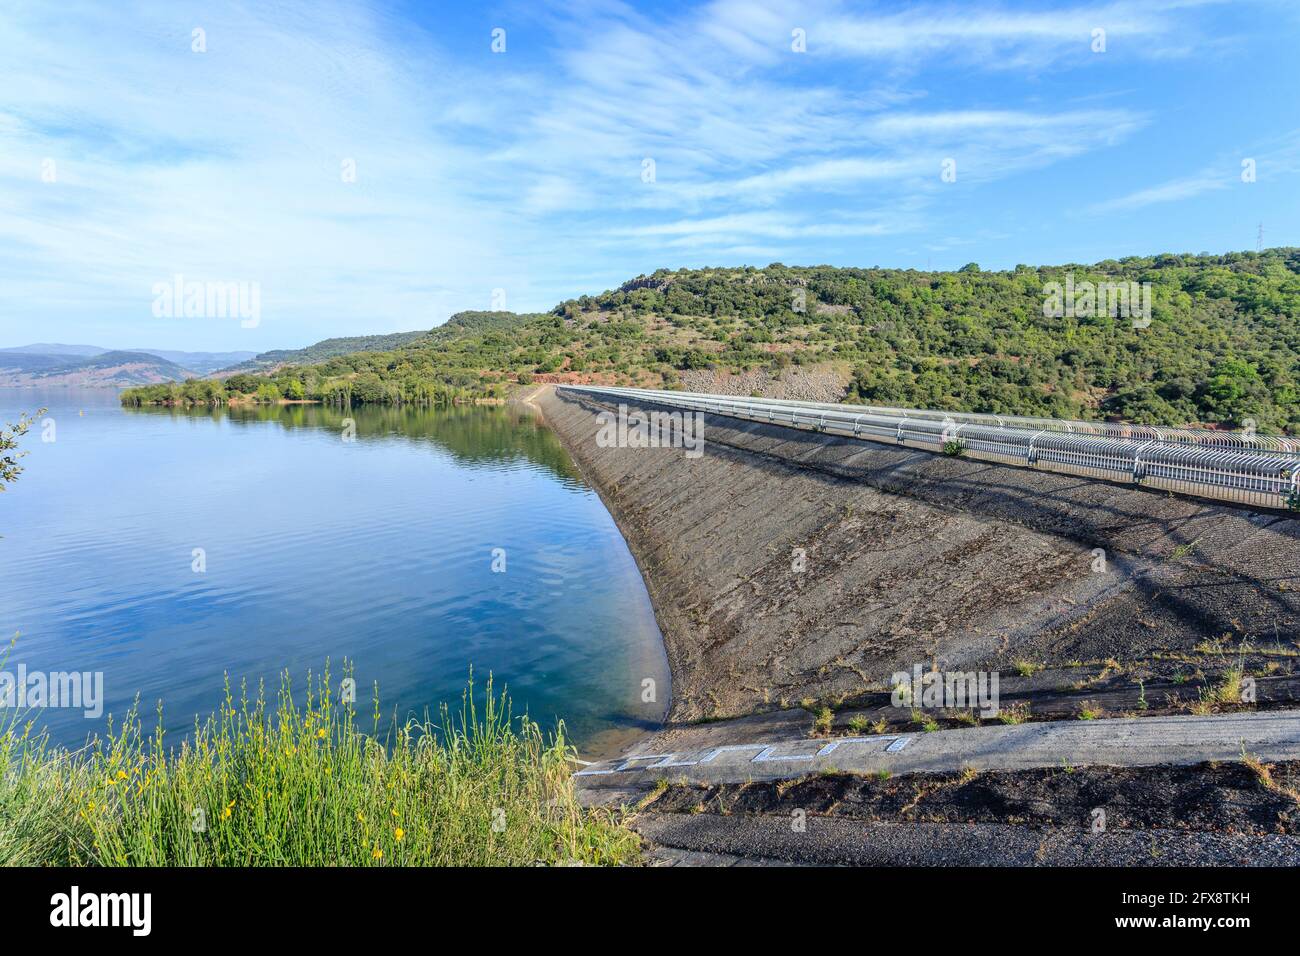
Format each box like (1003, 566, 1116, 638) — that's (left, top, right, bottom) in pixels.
(3, 325, 506, 390)
(124, 349, 256, 374)
(0, 333, 428, 387)
(0, 343, 108, 357)
(0, 344, 257, 379)
(216, 330, 431, 374)
(0, 351, 69, 373)
(0, 349, 197, 387)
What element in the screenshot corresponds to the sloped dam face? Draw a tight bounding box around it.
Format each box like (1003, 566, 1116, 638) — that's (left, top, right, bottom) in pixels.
(537, 387, 1300, 723)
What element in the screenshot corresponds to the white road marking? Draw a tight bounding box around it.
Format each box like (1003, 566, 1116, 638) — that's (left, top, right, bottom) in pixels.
(574, 734, 910, 776)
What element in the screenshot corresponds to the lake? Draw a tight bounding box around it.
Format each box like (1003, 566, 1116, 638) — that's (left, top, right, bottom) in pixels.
(0, 387, 668, 756)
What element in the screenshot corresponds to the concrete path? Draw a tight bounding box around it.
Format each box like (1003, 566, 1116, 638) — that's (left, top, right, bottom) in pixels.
(575, 710, 1300, 789)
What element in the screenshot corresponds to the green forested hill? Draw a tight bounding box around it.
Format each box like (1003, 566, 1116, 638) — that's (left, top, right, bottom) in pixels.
(122, 248, 1300, 433)
(217, 330, 434, 374)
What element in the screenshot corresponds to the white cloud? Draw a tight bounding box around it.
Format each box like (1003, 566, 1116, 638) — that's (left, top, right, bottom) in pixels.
(1089, 172, 1229, 213)
(0, 0, 1239, 348)
(610, 211, 900, 242)
(0, 1, 544, 348)
(679, 0, 1225, 68)
(1087, 134, 1300, 214)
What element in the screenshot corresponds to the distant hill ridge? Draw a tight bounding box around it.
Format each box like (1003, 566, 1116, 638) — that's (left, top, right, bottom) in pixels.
(0, 330, 430, 387)
(0, 343, 258, 379)
(118, 248, 1300, 434)
(218, 330, 433, 374)
(0, 349, 195, 387)
(213, 315, 538, 376)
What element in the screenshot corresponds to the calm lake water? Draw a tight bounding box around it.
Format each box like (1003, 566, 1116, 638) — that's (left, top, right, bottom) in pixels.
(0, 387, 667, 755)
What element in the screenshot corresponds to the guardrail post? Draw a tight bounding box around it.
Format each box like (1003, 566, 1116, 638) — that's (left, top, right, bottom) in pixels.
(1027, 429, 1045, 465)
(1132, 440, 1155, 483)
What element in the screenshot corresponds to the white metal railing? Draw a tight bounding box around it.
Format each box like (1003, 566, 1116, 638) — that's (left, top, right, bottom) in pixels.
(557, 384, 1300, 511)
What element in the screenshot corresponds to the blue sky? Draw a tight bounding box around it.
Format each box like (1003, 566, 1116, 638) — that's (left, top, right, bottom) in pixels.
(1, 0, 1298, 351)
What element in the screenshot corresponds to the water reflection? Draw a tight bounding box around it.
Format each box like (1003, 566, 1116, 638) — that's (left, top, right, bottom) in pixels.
(2, 390, 666, 756)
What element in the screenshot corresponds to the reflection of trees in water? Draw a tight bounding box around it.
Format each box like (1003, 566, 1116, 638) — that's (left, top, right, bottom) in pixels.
(125, 402, 583, 484)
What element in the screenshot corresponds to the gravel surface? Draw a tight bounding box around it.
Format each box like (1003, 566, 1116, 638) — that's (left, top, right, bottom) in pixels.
(646, 760, 1300, 835)
(634, 813, 1300, 866)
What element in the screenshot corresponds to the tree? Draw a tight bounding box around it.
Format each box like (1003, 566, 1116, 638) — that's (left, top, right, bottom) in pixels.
(224, 373, 263, 394)
(1, 409, 44, 490)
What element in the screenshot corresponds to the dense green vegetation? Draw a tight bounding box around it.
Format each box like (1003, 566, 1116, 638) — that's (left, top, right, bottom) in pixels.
(121, 311, 543, 408)
(123, 249, 1300, 432)
(220, 330, 434, 374)
(0, 667, 639, 866)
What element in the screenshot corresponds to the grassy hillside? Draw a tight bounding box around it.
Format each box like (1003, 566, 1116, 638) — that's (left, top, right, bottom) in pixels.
(123, 248, 1300, 433)
(218, 330, 435, 375)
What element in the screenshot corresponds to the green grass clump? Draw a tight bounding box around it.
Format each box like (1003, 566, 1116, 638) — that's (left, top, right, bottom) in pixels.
(0, 665, 639, 867)
(813, 706, 833, 736)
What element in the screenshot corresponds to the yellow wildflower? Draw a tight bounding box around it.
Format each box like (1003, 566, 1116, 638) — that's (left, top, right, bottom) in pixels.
(372, 846, 383, 860)
(394, 827, 405, 841)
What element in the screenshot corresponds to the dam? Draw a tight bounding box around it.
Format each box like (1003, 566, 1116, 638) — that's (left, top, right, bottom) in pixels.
(533, 384, 1300, 724)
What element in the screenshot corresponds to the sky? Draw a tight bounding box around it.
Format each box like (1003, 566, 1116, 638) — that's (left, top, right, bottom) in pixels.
(1, 0, 1298, 352)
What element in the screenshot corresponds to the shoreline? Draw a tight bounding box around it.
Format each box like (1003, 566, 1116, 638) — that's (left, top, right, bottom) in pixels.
(517, 383, 676, 760)
(521, 387, 688, 723)
(119, 395, 507, 409)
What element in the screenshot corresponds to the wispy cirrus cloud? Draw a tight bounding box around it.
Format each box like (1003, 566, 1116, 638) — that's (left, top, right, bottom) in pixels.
(495, 1, 1154, 249)
(608, 210, 902, 243)
(0, 0, 1269, 349)
(1088, 171, 1231, 213)
(1087, 133, 1300, 214)
(691, 0, 1229, 67)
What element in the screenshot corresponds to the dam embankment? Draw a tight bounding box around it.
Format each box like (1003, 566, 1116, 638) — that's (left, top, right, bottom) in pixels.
(534, 386, 1300, 723)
